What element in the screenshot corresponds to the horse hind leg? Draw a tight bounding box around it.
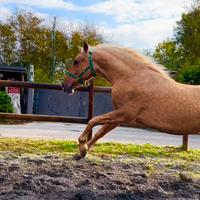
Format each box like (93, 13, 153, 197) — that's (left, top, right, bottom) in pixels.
(87, 123, 118, 149)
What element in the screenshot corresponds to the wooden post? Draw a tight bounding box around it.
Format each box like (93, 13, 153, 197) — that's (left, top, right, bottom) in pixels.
(182, 134, 189, 151)
(87, 80, 94, 141)
(27, 65, 34, 114)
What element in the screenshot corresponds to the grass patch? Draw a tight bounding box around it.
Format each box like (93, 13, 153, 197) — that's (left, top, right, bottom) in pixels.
(0, 138, 199, 161)
(0, 138, 78, 155)
(0, 119, 31, 124)
(92, 143, 200, 161)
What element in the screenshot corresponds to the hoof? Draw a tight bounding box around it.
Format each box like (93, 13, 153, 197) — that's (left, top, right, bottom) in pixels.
(73, 153, 83, 161)
(72, 144, 88, 161)
(79, 144, 88, 158)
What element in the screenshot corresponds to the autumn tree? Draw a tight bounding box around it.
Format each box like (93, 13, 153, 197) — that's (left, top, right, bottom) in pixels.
(0, 24, 16, 64)
(61, 23, 110, 86)
(0, 10, 105, 84)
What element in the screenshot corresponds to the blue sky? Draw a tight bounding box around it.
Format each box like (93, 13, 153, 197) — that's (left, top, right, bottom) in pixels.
(0, 0, 190, 51)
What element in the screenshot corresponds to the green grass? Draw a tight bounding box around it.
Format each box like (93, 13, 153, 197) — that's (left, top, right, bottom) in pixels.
(0, 138, 77, 155)
(0, 137, 199, 162)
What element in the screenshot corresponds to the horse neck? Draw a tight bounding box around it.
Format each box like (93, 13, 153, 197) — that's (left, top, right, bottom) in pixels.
(93, 48, 172, 85)
(93, 49, 132, 85)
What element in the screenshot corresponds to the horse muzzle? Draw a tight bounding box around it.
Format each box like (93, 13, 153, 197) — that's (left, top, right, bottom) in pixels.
(62, 83, 74, 94)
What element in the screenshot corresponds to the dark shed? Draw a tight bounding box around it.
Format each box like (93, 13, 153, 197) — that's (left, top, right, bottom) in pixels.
(0, 64, 28, 113)
(0, 64, 27, 81)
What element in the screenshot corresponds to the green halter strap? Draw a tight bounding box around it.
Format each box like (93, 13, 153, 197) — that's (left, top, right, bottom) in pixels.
(65, 51, 96, 84)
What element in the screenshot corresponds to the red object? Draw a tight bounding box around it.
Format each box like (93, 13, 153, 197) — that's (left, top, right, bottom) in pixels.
(8, 87, 20, 94)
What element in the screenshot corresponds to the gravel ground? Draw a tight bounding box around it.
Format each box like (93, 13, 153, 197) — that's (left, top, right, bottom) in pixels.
(0, 152, 199, 200)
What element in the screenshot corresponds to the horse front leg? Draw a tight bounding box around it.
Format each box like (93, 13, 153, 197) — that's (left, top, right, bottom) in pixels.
(76, 124, 118, 159)
(76, 109, 126, 159)
(78, 109, 124, 144)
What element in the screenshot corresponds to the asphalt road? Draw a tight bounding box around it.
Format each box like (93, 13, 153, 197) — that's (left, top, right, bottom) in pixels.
(0, 122, 199, 149)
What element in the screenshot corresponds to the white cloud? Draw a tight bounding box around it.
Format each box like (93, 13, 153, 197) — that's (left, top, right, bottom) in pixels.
(0, 0, 193, 50)
(102, 17, 179, 50)
(0, 7, 11, 22)
(0, 0, 77, 10)
(83, 0, 188, 23)
(85, 0, 190, 50)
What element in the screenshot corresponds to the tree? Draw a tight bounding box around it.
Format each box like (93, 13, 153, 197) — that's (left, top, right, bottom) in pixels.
(153, 1, 200, 84)
(176, 61, 200, 84)
(0, 24, 16, 64)
(57, 23, 106, 85)
(175, 5, 200, 64)
(0, 10, 105, 84)
(153, 39, 184, 71)
(8, 11, 61, 82)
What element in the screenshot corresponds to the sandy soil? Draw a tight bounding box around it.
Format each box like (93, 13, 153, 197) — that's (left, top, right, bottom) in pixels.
(0, 152, 199, 200)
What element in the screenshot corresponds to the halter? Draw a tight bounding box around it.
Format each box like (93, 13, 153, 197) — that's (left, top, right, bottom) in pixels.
(65, 51, 96, 84)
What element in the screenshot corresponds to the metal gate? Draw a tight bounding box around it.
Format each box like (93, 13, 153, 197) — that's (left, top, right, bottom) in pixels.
(34, 89, 113, 117)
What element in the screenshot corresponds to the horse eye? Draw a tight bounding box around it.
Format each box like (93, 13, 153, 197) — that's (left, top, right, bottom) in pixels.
(73, 60, 79, 65)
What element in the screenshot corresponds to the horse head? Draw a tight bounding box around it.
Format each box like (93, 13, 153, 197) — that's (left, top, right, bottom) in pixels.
(62, 42, 96, 94)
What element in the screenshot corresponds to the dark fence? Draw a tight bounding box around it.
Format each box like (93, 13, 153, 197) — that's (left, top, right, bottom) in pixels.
(0, 80, 111, 124)
(33, 89, 113, 117)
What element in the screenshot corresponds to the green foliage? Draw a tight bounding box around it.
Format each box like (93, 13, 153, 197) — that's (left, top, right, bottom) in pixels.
(153, 1, 200, 84)
(153, 39, 184, 71)
(175, 6, 200, 64)
(0, 91, 13, 113)
(67, 24, 103, 60)
(176, 60, 200, 84)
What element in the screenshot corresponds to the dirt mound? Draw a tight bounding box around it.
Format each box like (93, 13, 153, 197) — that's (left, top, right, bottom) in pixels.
(0, 153, 199, 200)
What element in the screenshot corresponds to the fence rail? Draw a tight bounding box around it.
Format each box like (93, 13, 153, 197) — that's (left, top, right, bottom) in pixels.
(0, 112, 88, 123)
(0, 80, 108, 124)
(0, 80, 112, 93)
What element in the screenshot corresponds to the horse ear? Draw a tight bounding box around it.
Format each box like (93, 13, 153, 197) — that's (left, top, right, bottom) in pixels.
(83, 41, 89, 54)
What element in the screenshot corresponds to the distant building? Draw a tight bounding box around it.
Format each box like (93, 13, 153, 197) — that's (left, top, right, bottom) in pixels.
(0, 64, 27, 81)
(0, 63, 28, 113)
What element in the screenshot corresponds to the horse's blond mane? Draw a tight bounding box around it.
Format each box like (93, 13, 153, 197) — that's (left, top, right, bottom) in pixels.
(92, 44, 171, 79)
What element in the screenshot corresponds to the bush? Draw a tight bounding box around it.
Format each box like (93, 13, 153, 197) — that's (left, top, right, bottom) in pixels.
(176, 61, 200, 84)
(0, 91, 13, 113)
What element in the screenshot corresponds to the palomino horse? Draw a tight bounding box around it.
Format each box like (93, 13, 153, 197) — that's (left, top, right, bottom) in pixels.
(63, 42, 200, 159)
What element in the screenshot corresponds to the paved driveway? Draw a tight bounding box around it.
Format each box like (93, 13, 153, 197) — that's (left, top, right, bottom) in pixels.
(0, 122, 199, 149)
